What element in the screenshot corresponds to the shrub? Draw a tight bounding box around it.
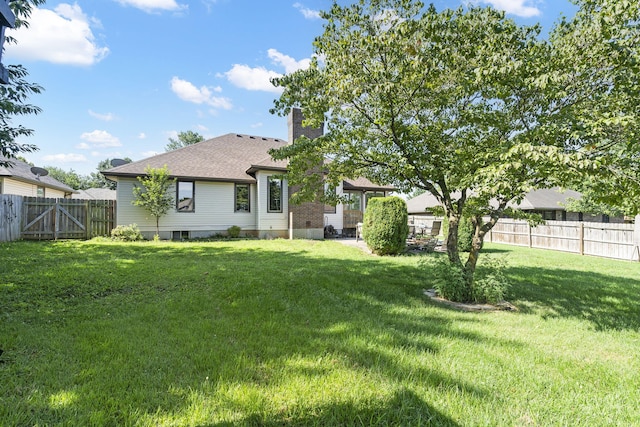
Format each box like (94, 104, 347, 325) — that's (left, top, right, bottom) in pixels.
(362, 197, 409, 255)
(428, 257, 471, 302)
(457, 215, 474, 252)
(227, 225, 241, 238)
(473, 256, 510, 303)
(425, 255, 510, 304)
(111, 224, 144, 241)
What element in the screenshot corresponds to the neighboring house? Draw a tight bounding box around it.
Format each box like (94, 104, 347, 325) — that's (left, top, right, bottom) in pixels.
(406, 187, 623, 223)
(102, 109, 394, 240)
(0, 156, 75, 198)
(73, 188, 116, 200)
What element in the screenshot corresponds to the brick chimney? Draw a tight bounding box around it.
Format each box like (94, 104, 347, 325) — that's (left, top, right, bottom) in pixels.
(287, 108, 326, 240)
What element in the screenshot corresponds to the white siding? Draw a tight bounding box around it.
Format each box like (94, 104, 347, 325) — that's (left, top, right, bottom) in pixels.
(324, 182, 344, 232)
(1, 178, 67, 198)
(116, 178, 259, 238)
(255, 171, 288, 237)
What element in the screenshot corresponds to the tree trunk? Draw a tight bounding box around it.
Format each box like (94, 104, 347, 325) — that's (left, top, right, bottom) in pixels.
(445, 214, 462, 267)
(155, 216, 160, 238)
(464, 216, 486, 291)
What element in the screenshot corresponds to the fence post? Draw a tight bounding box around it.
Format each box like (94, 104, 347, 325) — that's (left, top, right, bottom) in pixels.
(579, 222, 585, 256)
(633, 215, 640, 262)
(528, 224, 532, 248)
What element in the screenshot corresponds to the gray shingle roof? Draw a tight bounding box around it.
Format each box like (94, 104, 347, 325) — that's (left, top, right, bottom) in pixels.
(0, 156, 75, 193)
(73, 188, 116, 200)
(102, 133, 289, 183)
(406, 188, 583, 214)
(102, 133, 394, 191)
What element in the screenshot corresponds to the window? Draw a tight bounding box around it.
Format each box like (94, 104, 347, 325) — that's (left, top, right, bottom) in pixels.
(177, 181, 194, 212)
(37, 186, 45, 197)
(268, 176, 282, 212)
(345, 192, 362, 211)
(235, 183, 250, 212)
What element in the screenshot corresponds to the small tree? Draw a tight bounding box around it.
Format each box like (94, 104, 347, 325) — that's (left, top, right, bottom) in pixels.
(362, 196, 409, 255)
(132, 165, 175, 239)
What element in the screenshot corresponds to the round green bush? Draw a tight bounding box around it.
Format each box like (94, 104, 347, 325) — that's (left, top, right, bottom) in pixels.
(111, 224, 144, 241)
(227, 225, 241, 238)
(362, 196, 409, 255)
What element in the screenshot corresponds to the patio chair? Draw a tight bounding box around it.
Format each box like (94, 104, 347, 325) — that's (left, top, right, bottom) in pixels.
(429, 221, 441, 238)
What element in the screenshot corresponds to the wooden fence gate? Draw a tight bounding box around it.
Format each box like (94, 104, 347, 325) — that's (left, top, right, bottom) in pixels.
(20, 197, 116, 240)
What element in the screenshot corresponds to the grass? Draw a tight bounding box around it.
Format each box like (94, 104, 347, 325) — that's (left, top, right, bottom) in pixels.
(1, 239, 639, 426)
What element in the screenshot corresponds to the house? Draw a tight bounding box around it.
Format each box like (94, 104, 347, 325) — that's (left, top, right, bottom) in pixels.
(73, 188, 116, 200)
(0, 156, 75, 198)
(406, 187, 623, 223)
(102, 109, 394, 240)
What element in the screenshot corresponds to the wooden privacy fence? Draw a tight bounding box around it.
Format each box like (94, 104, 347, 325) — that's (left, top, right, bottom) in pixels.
(0, 194, 22, 242)
(489, 218, 640, 262)
(0, 195, 116, 242)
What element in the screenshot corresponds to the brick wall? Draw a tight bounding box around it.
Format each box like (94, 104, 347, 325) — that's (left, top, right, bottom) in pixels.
(287, 108, 325, 233)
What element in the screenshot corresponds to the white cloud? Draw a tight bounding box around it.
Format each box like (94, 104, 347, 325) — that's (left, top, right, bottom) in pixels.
(142, 150, 161, 157)
(5, 3, 109, 66)
(42, 153, 88, 163)
(250, 122, 264, 129)
(138, 132, 147, 139)
(267, 49, 311, 74)
(170, 77, 233, 109)
(89, 110, 116, 121)
(293, 3, 321, 20)
(114, 0, 187, 13)
(80, 130, 122, 147)
(474, 0, 541, 18)
(224, 64, 282, 93)
(223, 49, 311, 93)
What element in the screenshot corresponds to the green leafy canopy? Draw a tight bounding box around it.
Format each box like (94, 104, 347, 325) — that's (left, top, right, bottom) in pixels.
(269, 0, 639, 300)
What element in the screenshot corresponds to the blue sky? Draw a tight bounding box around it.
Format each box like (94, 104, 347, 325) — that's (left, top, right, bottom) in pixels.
(5, 0, 578, 175)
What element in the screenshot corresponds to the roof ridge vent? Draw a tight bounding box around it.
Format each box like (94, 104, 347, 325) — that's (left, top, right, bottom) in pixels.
(236, 134, 242, 137)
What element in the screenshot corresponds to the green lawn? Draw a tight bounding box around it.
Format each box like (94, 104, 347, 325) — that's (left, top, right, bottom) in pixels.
(1, 239, 639, 426)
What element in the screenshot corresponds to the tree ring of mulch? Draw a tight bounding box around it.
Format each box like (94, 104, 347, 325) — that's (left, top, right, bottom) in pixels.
(423, 289, 518, 312)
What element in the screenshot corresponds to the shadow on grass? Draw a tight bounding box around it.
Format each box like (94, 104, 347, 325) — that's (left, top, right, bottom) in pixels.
(507, 264, 640, 331)
(0, 240, 480, 425)
(211, 389, 460, 426)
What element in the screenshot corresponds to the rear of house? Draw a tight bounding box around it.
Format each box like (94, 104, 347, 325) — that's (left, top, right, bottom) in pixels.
(103, 109, 394, 240)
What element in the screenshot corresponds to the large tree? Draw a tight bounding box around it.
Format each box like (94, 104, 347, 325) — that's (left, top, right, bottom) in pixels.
(550, 0, 640, 214)
(269, 0, 632, 301)
(165, 130, 204, 151)
(0, 0, 46, 167)
(44, 166, 92, 190)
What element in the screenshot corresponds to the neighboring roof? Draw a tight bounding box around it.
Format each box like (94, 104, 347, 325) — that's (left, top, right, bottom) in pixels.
(406, 191, 446, 214)
(511, 188, 582, 210)
(102, 133, 289, 183)
(0, 156, 75, 193)
(102, 132, 394, 191)
(73, 188, 116, 200)
(343, 177, 396, 192)
(406, 188, 582, 214)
